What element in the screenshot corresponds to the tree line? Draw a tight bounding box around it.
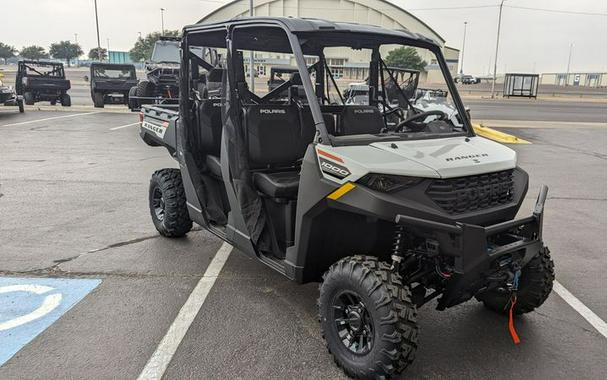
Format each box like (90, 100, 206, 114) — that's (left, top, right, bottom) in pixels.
(0, 30, 179, 66)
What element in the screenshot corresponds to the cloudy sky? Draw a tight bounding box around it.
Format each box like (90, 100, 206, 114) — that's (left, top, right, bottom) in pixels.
(2, 0, 606, 75)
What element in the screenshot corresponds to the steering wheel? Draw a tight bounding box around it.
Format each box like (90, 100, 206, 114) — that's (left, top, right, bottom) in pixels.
(396, 110, 448, 132)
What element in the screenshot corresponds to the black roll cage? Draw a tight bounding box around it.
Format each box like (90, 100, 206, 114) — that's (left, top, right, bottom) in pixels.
(180, 18, 474, 147)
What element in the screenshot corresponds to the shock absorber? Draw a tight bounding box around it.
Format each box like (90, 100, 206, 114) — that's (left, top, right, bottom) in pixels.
(391, 225, 406, 271)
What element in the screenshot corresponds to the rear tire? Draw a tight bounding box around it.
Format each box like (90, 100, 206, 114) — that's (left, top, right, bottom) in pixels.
(149, 169, 193, 238)
(93, 92, 105, 108)
(319, 256, 418, 379)
(24, 92, 34, 105)
(61, 93, 71, 107)
(18, 99, 24, 113)
(477, 247, 555, 315)
(128, 86, 139, 110)
(136, 80, 155, 104)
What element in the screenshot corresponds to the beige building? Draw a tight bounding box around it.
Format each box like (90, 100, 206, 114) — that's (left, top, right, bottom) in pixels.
(197, 0, 459, 83)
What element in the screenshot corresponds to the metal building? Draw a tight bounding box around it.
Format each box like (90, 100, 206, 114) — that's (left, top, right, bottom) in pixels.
(198, 0, 459, 82)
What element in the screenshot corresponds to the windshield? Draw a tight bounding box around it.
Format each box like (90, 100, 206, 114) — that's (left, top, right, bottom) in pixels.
(92, 67, 135, 79)
(151, 40, 180, 63)
(306, 44, 466, 140)
(21, 62, 64, 77)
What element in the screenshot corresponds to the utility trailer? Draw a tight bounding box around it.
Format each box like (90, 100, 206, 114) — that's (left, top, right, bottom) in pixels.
(138, 18, 555, 379)
(16, 60, 71, 106)
(90, 63, 138, 108)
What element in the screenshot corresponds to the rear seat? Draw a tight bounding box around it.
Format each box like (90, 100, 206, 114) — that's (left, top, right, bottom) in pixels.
(198, 98, 223, 177)
(245, 104, 308, 198)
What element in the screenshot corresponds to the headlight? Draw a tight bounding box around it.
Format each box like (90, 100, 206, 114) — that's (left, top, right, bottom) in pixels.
(357, 174, 422, 192)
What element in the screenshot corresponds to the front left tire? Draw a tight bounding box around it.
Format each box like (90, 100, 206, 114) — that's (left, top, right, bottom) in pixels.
(149, 169, 193, 238)
(319, 256, 418, 379)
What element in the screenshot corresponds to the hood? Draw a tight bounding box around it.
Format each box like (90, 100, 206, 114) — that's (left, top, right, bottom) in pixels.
(370, 136, 517, 178)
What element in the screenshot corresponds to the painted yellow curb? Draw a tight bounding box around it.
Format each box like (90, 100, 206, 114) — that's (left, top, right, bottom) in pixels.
(472, 123, 531, 144)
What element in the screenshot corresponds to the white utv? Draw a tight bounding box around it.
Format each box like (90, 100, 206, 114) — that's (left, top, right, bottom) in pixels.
(139, 17, 554, 379)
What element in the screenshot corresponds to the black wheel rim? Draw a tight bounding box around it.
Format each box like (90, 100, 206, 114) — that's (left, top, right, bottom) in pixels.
(333, 291, 374, 355)
(152, 188, 165, 222)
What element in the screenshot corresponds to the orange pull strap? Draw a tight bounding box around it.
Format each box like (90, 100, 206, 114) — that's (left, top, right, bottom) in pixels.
(508, 296, 521, 345)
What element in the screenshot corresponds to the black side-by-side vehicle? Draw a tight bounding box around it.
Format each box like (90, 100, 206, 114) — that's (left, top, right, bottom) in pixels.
(16, 60, 71, 106)
(90, 63, 138, 108)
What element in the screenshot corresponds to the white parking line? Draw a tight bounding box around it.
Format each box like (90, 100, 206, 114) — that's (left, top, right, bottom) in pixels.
(137, 242, 233, 380)
(554, 280, 607, 338)
(0, 112, 102, 127)
(110, 122, 139, 131)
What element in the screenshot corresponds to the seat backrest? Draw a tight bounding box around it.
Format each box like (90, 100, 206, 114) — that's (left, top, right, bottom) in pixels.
(245, 105, 305, 168)
(198, 98, 223, 155)
(338, 105, 384, 136)
(206, 68, 224, 94)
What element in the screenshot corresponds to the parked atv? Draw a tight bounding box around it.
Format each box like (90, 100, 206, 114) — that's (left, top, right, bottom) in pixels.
(0, 71, 24, 113)
(139, 18, 554, 379)
(90, 63, 138, 108)
(16, 60, 71, 106)
(129, 37, 180, 110)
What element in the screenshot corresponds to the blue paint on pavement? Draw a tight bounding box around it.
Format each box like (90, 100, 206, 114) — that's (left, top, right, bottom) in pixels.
(0, 277, 101, 366)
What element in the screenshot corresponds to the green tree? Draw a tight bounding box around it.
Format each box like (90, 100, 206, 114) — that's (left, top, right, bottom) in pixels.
(129, 30, 179, 62)
(88, 47, 108, 61)
(0, 42, 17, 62)
(20, 45, 49, 60)
(384, 47, 427, 72)
(49, 41, 83, 66)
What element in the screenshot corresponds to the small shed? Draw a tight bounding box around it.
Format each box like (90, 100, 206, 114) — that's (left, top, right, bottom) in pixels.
(503, 73, 539, 98)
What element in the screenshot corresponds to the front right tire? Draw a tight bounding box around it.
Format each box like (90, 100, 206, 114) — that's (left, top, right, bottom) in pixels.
(149, 169, 193, 238)
(319, 256, 418, 379)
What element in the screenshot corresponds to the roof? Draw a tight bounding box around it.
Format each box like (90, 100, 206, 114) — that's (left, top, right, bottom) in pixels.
(18, 60, 63, 66)
(197, 0, 446, 44)
(184, 17, 439, 47)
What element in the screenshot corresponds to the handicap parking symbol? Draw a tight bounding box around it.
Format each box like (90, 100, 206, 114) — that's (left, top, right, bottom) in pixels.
(0, 277, 101, 366)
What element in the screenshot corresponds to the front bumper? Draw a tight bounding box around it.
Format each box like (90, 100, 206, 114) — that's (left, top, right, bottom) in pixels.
(395, 185, 548, 310)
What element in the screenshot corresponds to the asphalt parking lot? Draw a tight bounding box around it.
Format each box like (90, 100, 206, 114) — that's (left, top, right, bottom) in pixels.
(0, 107, 606, 379)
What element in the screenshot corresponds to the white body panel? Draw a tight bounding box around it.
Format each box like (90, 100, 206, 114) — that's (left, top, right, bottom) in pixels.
(316, 136, 517, 184)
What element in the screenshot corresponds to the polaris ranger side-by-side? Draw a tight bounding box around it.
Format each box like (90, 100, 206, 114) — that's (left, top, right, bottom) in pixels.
(90, 63, 138, 108)
(139, 18, 555, 379)
(16, 60, 71, 106)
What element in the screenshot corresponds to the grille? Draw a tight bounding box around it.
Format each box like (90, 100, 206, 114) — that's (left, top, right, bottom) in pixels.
(427, 170, 514, 214)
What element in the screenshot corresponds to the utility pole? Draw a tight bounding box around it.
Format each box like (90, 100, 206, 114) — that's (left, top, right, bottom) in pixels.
(107, 38, 110, 62)
(249, 0, 255, 92)
(491, 0, 506, 99)
(566, 43, 574, 86)
(160, 8, 165, 36)
(460, 21, 468, 76)
(93, 0, 102, 61)
(74, 33, 78, 44)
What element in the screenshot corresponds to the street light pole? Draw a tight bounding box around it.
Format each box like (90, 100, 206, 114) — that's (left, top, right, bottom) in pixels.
(460, 21, 468, 76)
(566, 43, 574, 85)
(491, 0, 506, 99)
(74, 33, 78, 44)
(93, 0, 102, 61)
(249, 0, 255, 92)
(107, 38, 110, 62)
(160, 8, 165, 36)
